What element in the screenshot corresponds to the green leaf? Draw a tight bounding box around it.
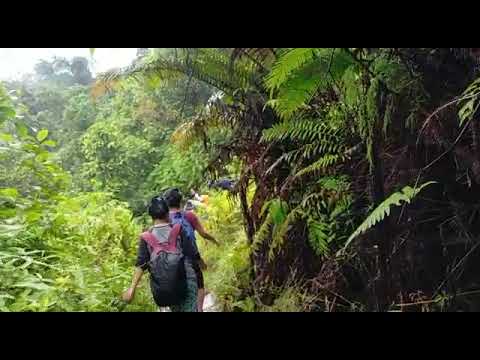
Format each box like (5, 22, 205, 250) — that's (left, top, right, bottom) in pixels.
(37, 129, 49, 142)
(42, 140, 57, 147)
(12, 281, 52, 291)
(0, 223, 24, 237)
(270, 199, 288, 225)
(0, 133, 14, 142)
(15, 122, 28, 138)
(0, 106, 15, 120)
(343, 181, 437, 250)
(0, 188, 18, 200)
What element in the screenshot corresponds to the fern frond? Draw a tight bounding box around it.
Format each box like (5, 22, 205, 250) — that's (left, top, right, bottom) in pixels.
(262, 118, 344, 144)
(343, 181, 437, 249)
(268, 207, 304, 261)
(170, 104, 225, 150)
(307, 218, 331, 257)
(294, 154, 343, 178)
(265, 48, 321, 92)
(230, 48, 277, 70)
(170, 121, 197, 150)
(459, 77, 480, 126)
(269, 198, 288, 225)
(94, 48, 260, 99)
(266, 48, 356, 118)
(252, 212, 273, 253)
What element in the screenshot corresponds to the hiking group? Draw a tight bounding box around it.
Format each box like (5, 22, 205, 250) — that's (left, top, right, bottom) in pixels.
(122, 187, 219, 312)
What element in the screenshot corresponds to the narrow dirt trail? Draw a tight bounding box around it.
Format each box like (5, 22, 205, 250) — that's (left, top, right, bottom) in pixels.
(158, 292, 219, 312)
(203, 292, 219, 312)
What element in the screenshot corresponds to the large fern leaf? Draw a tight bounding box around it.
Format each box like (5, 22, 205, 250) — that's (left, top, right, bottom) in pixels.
(294, 154, 343, 178)
(265, 48, 356, 119)
(343, 181, 437, 249)
(307, 218, 330, 256)
(268, 207, 303, 261)
(94, 48, 260, 99)
(265, 48, 321, 92)
(262, 118, 343, 144)
(252, 212, 273, 253)
(459, 77, 480, 126)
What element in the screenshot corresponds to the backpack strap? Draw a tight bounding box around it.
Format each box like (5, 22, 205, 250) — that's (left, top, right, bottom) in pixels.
(168, 223, 182, 248)
(141, 224, 182, 255)
(141, 231, 161, 253)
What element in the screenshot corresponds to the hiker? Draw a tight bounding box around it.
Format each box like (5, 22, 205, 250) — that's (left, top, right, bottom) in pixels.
(164, 188, 219, 312)
(188, 188, 208, 209)
(184, 200, 196, 212)
(122, 196, 199, 312)
(208, 178, 236, 191)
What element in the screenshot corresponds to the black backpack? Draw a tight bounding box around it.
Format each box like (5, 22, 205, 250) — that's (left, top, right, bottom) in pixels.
(141, 223, 187, 307)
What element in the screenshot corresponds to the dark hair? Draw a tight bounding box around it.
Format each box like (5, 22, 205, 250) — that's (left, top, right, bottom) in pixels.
(164, 188, 182, 208)
(148, 196, 169, 220)
(184, 200, 194, 211)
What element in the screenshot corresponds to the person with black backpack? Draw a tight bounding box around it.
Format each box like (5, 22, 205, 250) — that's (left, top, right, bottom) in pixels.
(122, 196, 198, 312)
(164, 188, 219, 312)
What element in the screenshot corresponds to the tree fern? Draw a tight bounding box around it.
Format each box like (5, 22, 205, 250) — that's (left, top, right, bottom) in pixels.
(283, 141, 345, 164)
(262, 116, 347, 180)
(170, 121, 198, 150)
(265, 48, 356, 119)
(265, 48, 321, 92)
(262, 118, 344, 144)
(343, 181, 437, 249)
(294, 154, 343, 178)
(94, 48, 262, 99)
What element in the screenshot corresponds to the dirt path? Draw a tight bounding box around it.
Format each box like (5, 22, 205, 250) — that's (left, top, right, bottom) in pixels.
(157, 292, 219, 312)
(203, 292, 219, 312)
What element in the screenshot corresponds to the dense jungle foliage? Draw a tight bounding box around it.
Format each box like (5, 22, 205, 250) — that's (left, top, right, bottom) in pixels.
(3, 48, 480, 312)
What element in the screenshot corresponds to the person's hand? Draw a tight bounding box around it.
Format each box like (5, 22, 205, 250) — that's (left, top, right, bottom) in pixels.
(122, 287, 135, 303)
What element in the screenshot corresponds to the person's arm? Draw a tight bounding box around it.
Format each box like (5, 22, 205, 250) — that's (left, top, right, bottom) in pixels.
(196, 223, 219, 246)
(187, 212, 220, 246)
(123, 267, 144, 303)
(122, 237, 149, 302)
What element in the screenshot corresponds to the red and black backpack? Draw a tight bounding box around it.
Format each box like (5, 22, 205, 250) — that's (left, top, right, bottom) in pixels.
(141, 223, 187, 307)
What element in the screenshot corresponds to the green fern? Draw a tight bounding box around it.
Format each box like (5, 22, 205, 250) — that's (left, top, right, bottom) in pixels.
(265, 48, 356, 119)
(262, 118, 344, 144)
(294, 154, 343, 178)
(459, 77, 480, 126)
(269, 198, 288, 225)
(307, 218, 331, 257)
(265, 48, 321, 92)
(253, 198, 288, 254)
(343, 181, 437, 249)
(252, 212, 273, 253)
(262, 116, 347, 179)
(94, 48, 261, 99)
(283, 140, 344, 164)
(268, 207, 304, 261)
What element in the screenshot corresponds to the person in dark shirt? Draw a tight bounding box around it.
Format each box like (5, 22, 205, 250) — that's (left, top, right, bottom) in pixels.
(122, 196, 198, 312)
(164, 188, 219, 312)
(208, 178, 236, 191)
